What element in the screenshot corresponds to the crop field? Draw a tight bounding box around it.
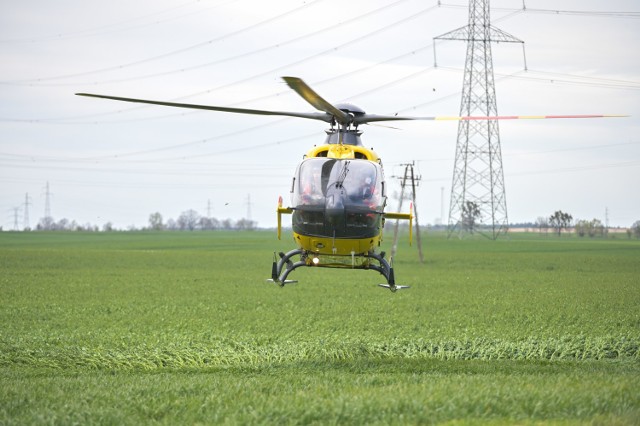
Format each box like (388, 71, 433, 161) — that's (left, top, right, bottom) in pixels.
(1, 230, 639, 424)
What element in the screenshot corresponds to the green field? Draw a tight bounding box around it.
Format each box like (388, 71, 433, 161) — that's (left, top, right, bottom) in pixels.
(1, 230, 639, 424)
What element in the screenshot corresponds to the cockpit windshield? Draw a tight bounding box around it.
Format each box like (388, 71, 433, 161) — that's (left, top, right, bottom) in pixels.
(293, 158, 382, 208)
(291, 158, 385, 238)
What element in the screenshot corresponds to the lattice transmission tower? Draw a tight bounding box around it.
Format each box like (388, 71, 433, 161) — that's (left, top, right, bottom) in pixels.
(23, 193, 31, 230)
(434, 0, 526, 239)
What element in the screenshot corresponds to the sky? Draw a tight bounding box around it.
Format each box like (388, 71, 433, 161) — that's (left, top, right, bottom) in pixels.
(1, 0, 639, 231)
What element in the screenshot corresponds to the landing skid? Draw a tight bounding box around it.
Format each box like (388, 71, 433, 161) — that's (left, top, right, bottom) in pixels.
(267, 249, 409, 292)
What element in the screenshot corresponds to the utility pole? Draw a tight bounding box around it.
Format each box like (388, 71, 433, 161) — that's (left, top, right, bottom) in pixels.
(391, 167, 409, 261)
(410, 165, 424, 263)
(391, 162, 424, 263)
(434, 0, 526, 240)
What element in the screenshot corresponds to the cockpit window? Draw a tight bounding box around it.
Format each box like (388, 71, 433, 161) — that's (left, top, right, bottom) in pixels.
(293, 158, 382, 208)
(291, 158, 384, 238)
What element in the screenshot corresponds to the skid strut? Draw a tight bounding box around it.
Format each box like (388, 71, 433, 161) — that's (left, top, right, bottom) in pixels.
(367, 251, 410, 292)
(267, 249, 409, 291)
(267, 249, 304, 287)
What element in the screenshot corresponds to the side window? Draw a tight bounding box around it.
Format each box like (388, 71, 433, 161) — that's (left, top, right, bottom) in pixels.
(293, 159, 330, 206)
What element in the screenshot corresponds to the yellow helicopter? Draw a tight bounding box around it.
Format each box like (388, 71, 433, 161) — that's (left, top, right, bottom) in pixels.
(77, 76, 621, 291)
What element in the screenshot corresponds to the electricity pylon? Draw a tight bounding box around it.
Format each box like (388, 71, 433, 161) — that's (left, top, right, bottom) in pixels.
(43, 181, 52, 219)
(434, 0, 526, 239)
(23, 193, 32, 230)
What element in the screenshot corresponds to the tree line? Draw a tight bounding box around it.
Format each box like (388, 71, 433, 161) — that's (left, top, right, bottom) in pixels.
(459, 201, 640, 239)
(147, 210, 256, 231)
(26, 210, 256, 232)
(7, 204, 640, 238)
(537, 210, 640, 239)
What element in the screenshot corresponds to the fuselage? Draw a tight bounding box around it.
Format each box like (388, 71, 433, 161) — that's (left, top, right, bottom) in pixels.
(289, 131, 388, 257)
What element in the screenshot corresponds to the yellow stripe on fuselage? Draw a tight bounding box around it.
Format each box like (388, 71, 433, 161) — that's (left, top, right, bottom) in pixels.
(292, 232, 381, 257)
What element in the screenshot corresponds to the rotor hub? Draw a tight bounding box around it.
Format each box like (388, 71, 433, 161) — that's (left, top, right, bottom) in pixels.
(335, 103, 365, 117)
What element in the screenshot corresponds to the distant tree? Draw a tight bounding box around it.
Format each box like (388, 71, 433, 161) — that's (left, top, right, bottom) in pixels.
(461, 201, 481, 233)
(148, 212, 164, 231)
(549, 210, 573, 236)
(536, 216, 549, 234)
(38, 216, 54, 230)
(221, 218, 234, 230)
(177, 209, 200, 231)
(575, 219, 604, 238)
(56, 218, 70, 231)
(102, 222, 114, 232)
(166, 218, 177, 231)
(575, 219, 589, 237)
(589, 219, 605, 238)
(632, 220, 640, 239)
(199, 216, 219, 230)
(75, 222, 97, 232)
(236, 218, 257, 231)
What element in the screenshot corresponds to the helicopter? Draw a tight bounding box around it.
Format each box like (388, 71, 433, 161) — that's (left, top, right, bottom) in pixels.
(77, 76, 622, 291)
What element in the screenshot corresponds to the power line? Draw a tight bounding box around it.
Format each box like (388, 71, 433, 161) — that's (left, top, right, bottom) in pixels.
(435, 66, 640, 91)
(6, 141, 635, 178)
(519, 7, 640, 19)
(161, 4, 441, 102)
(0, 0, 211, 43)
(1, 4, 442, 125)
(1, 40, 441, 124)
(1, 0, 414, 87)
(404, 140, 640, 163)
(0, 161, 293, 178)
(0, 3, 636, 165)
(513, 69, 640, 91)
(0, 0, 319, 84)
(5, 2, 557, 125)
(0, 176, 287, 191)
(438, 2, 640, 19)
(507, 159, 640, 177)
(3, 0, 635, 127)
(416, 159, 640, 183)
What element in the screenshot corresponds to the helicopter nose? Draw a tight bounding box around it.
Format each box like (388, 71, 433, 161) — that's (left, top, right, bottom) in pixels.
(325, 192, 346, 227)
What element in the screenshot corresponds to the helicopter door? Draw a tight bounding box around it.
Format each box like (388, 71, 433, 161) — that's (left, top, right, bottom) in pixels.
(292, 158, 384, 238)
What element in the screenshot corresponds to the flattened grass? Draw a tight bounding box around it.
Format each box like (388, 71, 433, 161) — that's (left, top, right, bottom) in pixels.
(1, 231, 639, 424)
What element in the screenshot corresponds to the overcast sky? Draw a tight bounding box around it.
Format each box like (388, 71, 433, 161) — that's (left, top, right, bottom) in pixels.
(1, 0, 639, 230)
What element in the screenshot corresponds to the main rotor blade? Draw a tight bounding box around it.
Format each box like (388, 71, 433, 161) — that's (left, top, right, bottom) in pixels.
(435, 114, 628, 120)
(355, 113, 627, 125)
(282, 76, 351, 125)
(75, 93, 333, 123)
(77, 90, 626, 126)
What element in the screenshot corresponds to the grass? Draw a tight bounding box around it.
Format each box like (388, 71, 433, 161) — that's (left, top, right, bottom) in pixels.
(1, 230, 639, 424)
